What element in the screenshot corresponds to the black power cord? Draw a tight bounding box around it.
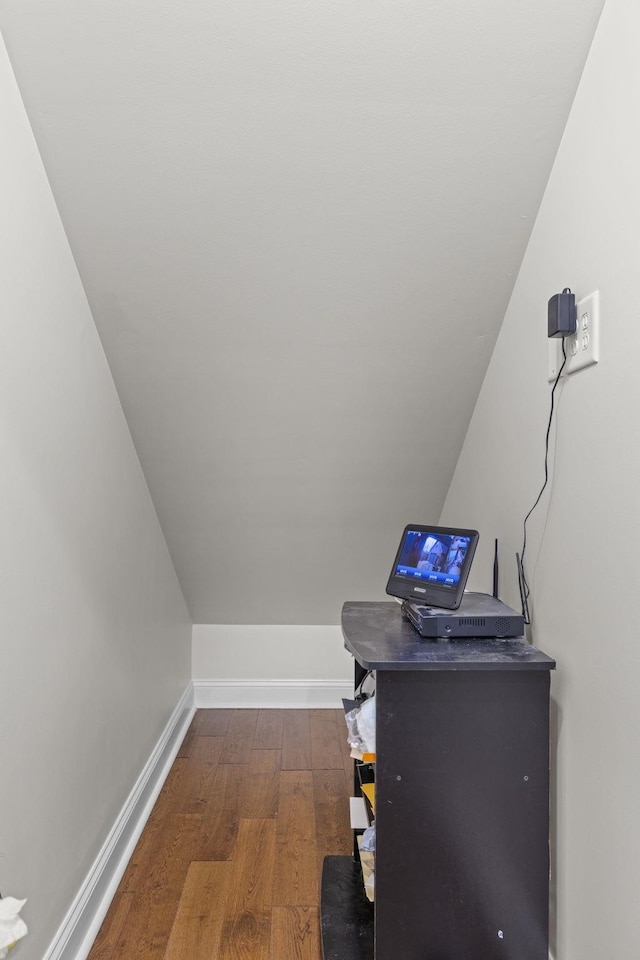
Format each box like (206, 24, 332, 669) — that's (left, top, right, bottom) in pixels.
(518, 338, 567, 623)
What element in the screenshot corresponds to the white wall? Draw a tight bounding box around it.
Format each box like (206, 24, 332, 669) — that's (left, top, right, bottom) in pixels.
(192, 624, 352, 706)
(0, 35, 191, 960)
(440, 1, 638, 956)
(193, 624, 351, 680)
(0, 0, 606, 627)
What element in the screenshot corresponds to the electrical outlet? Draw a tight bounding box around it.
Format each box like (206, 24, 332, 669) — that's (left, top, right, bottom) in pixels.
(547, 289, 600, 381)
(565, 290, 600, 374)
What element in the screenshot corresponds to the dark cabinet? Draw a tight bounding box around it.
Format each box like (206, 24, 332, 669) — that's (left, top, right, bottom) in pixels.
(321, 601, 555, 960)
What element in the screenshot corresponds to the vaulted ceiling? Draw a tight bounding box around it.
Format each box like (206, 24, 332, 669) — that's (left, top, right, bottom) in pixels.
(0, 0, 604, 623)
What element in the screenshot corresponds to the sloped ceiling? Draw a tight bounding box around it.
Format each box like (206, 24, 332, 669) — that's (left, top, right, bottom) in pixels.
(0, 0, 604, 623)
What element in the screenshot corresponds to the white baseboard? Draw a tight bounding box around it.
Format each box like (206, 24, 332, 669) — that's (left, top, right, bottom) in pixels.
(193, 678, 352, 708)
(43, 683, 195, 960)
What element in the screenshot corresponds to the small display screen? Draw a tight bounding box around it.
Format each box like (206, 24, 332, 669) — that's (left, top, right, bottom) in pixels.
(386, 524, 479, 609)
(394, 530, 473, 589)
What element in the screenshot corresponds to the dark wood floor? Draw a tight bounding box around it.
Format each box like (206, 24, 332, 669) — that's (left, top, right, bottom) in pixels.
(88, 709, 353, 959)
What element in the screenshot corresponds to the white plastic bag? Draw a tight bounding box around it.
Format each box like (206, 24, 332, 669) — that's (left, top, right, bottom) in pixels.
(0, 897, 28, 958)
(357, 697, 376, 754)
(345, 696, 376, 755)
(361, 822, 376, 852)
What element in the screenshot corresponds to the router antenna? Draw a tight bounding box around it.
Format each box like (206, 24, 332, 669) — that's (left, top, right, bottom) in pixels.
(492, 539, 499, 599)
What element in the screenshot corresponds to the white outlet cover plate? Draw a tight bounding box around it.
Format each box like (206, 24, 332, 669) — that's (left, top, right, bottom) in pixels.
(547, 337, 562, 382)
(547, 289, 600, 381)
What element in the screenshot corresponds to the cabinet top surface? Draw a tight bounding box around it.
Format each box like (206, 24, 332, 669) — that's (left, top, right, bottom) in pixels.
(342, 602, 556, 671)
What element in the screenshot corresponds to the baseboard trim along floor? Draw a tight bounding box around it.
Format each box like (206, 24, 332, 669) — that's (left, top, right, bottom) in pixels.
(42, 683, 196, 960)
(193, 678, 353, 708)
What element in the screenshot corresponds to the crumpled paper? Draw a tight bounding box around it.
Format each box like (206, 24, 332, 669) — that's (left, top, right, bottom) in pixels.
(0, 898, 28, 958)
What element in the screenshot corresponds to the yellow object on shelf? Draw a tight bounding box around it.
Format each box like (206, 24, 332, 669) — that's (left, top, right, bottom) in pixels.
(361, 782, 375, 815)
(350, 748, 376, 762)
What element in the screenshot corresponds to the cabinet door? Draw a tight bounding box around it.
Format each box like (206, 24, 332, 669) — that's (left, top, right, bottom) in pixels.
(375, 670, 550, 960)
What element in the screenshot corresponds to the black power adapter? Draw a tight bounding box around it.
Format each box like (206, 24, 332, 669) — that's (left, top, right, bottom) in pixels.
(548, 288, 576, 338)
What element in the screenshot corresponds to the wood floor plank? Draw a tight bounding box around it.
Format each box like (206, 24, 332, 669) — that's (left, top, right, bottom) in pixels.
(198, 763, 246, 860)
(313, 769, 352, 878)
(191, 735, 226, 763)
(220, 709, 258, 764)
(310, 709, 345, 770)
(269, 906, 322, 960)
(171, 736, 224, 814)
(282, 710, 312, 770)
(218, 819, 277, 960)
(163, 861, 232, 960)
(145, 758, 188, 826)
(109, 814, 203, 959)
(87, 892, 134, 960)
(136, 813, 203, 903)
(175, 719, 198, 758)
(239, 750, 281, 819)
(119, 810, 168, 893)
(253, 709, 285, 749)
(193, 709, 233, 737)
(106, 892, 178, 960)
(273, 771, 319, 906)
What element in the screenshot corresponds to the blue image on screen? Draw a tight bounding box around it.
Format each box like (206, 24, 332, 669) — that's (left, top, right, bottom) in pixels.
(395, 531, 471, 588)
